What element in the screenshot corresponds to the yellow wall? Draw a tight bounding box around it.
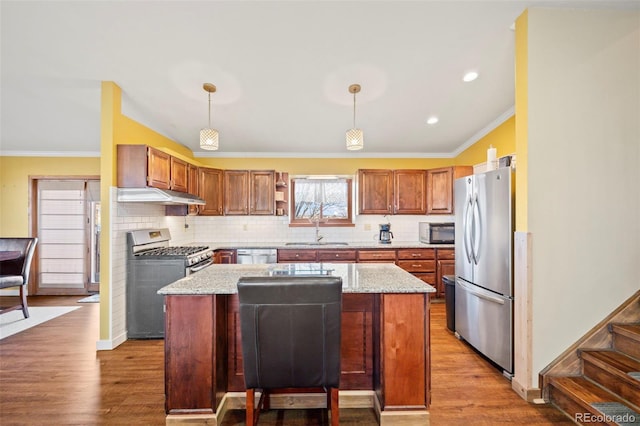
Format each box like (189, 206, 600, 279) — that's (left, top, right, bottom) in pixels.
(0, 156, 100, 236)
(197, 157, 455, 174)
(455, 115, 515, 166)
(99, 82, 196, 341)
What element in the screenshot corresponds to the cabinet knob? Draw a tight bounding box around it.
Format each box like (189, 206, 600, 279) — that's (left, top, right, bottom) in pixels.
(335, 254, 340, 258)
(295, 254, 300, 257)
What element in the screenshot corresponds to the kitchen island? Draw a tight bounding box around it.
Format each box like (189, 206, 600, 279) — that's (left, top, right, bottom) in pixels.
(159, 263, 434, 425)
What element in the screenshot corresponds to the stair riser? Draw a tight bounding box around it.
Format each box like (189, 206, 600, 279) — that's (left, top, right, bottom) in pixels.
(549, 385, 611, 426)
(582, 362, 640, 409)
(613, 333, 640, 360)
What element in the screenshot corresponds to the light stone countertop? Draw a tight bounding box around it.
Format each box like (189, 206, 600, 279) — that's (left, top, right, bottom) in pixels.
(202, 241, 453, 250)
(158, 262, 435, 295)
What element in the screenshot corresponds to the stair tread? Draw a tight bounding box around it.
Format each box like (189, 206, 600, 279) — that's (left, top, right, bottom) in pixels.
(549, 376, 624, 405)
(611, 323, 640, 340)
(581, 350, 640, 378)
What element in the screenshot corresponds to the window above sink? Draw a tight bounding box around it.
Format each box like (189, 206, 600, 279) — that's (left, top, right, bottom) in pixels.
(289, 176, 354, 227)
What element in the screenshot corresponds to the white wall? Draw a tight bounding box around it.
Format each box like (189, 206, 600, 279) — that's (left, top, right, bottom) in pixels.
(527, 8, 639, 384)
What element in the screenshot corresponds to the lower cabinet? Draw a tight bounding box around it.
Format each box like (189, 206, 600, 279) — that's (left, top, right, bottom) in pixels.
(214, 249, 236, 264)
(396, 249, 437, 292)
(435, 249, 455, 298)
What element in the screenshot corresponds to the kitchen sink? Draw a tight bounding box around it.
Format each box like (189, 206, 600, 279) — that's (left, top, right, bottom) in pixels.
(285, 242, 349, 246)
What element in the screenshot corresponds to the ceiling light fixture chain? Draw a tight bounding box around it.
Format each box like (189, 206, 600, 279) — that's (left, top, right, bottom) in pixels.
(346, 83, 363, 151)
(200, 82, 219, 151)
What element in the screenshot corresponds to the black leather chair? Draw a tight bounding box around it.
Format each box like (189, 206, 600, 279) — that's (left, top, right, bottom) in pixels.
(0, 237, 38, 318)
(237, 276, 342, 426)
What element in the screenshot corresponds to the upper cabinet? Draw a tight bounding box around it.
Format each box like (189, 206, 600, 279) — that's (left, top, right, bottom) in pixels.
(224, 170, 275, 216)
(358, 169, 426, 215)
(198, 167, 224, 216)
(426, 166, 473, 215)
(394, 169, 427, 214)
(358, 169, 393, 214)
(117, 145, 190, 193)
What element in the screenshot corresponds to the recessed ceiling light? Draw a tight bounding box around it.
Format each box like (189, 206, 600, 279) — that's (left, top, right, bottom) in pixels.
(427, 116, 439, 125)
(463, 71, 479, 82)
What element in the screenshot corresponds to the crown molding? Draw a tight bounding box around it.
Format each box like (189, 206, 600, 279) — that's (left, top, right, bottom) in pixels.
(0, 151, 101, 157)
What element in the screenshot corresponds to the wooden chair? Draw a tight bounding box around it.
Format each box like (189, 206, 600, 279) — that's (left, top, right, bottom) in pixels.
(0, 237, 38, 318)
(237, 276, 342, 426)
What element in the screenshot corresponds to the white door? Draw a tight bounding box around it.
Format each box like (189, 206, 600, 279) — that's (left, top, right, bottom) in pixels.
(36, 179, 100, 295)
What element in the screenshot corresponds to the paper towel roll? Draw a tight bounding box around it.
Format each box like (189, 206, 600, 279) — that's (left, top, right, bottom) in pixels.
(487, 145, 497, 171)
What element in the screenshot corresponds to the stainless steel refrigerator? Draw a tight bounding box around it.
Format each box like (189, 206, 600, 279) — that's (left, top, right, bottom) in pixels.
(454, 167, 514, 375)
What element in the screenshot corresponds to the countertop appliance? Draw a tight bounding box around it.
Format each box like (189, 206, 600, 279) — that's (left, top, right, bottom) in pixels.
(379, 223, 393, 244)
(236, 248, 277, 264)
(126, 228, 213, 338)
(454, 167, 514, 375)
(419, 222, 454, 244)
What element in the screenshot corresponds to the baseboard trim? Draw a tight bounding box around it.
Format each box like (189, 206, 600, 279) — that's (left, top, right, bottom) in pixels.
(165, 390, 429, 425)
(95, 331, 127, 351)
(511, 378, 541, 402)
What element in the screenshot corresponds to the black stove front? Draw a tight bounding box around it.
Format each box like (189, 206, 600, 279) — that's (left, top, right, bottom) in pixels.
(125, 228, 212, 339)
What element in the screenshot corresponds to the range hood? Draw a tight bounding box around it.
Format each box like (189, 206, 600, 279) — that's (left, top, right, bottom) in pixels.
(117, 188, 206, 205)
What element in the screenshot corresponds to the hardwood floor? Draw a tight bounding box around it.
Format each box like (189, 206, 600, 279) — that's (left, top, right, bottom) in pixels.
(0, 296, 572, 425)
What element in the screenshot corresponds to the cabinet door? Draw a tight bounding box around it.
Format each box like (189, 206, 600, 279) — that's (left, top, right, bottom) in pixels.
(199, 167, 224, 216)
(249, 170, 275, 215)
(187, 164, 199, 215)
(277, 249, 318, 262)
(394, 170, 427, 214)
(147, 147, 171, 189)
(317, 249, 357, 262)
(170, 156, 189, 193)
(436, 259, 455, 298)
(357, 249, 397, 263)
(214, 249, 236, 264)
(358, 169, 393, 214)
(224, 171, 249, 215)
(426, 167, 453, 214)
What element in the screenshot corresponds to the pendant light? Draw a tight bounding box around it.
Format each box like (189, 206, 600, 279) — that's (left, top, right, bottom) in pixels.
(346, 83, 364, 151)
(200, 83, 219, 151)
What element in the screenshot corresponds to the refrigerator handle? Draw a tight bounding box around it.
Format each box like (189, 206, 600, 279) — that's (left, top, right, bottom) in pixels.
(472, 192, 481, 265)
(463, 194, 473, 263)
(457, 279, 505, 305)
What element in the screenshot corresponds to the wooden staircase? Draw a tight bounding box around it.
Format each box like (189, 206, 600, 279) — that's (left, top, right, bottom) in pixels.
(549, 323, 640, 425)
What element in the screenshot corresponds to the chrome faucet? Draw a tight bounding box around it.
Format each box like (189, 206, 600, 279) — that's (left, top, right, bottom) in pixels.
(315, 219, 323, 243)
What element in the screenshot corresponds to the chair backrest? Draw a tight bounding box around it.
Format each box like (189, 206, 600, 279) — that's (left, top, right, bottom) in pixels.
(237, 276, 342, 390)
(0, 238, 38, 284)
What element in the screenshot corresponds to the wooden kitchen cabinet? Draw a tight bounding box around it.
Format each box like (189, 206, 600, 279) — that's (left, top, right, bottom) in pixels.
(214, 249, 236, 264)
(317, 249, 357, 262)
(198, 167, 224, 216)
(426, 166, 473, 215)
(397, 248, 436, 289)
(224, 170, 275, 215)
(357, 249, 397, 263)
(358, 169, 427, 215)
(224, 170, 249, 215)
(436, 248, 455, 298)
(277, 249, 318, 262)
(394, 169, 427, 214)
(358, 169, 393, 214)
(116, 145, 196, 193)
(187, 164, 199, 215)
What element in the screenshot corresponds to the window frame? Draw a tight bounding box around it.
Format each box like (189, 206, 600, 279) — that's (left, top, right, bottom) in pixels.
(289, 177, 355, 227)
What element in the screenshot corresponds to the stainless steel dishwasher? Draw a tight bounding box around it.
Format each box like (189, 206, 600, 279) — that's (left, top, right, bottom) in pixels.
(236, 248, 277, 264)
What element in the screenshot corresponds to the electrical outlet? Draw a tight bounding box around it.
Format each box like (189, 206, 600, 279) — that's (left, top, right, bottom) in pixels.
(243, 224, 248, 231)
(364, 223, 371, 231)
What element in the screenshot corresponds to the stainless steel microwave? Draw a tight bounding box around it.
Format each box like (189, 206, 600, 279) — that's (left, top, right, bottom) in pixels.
(419, 222, 454, 244)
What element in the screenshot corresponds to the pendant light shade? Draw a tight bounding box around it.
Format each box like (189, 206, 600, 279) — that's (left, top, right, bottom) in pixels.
(346, 84, 363, 151)
(200, 83, 219, 151)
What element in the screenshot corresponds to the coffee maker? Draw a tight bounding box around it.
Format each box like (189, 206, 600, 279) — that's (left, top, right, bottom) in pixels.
(379, 223, 393, 244)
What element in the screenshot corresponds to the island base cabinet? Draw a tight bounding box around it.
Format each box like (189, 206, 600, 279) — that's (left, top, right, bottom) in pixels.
(164, 295, 227, 415)
(376, 293, 430, 410)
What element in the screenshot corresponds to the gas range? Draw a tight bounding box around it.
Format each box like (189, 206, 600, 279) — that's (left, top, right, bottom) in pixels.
(125, 228, 213, 339)
(127, 229, 213, 267)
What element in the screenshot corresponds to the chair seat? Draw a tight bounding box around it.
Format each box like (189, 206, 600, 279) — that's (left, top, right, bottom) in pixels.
(0, 275, 24, 288)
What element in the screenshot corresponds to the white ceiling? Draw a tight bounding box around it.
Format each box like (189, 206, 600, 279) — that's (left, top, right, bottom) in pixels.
(1, 0, 637, 158)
